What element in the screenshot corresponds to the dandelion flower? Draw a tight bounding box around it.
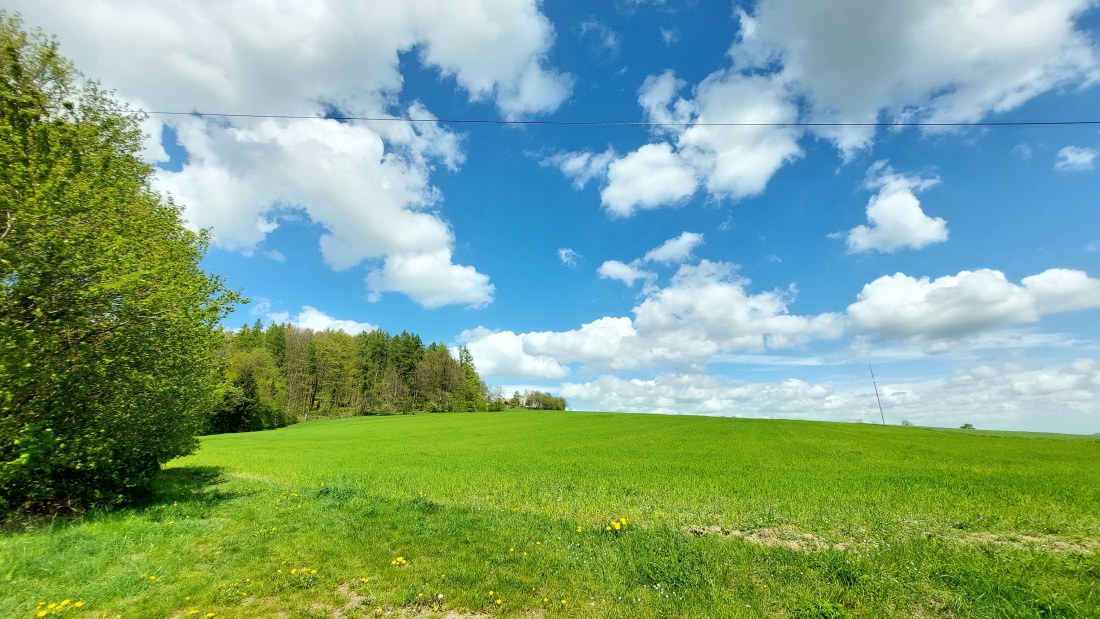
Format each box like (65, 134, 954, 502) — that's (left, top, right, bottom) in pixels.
(74, 602, 84, 608)
(149, 576, 156, 580)
(522, 552, 527, 556)
(543, 598, 549, 602)
(291, 569, 297, 574)
(433, 605, 439, 611)
(509, 548, 514, 552)
(606, 526, 612, 531)
(36, 613, 46, 618)
(576, 527, 582, 532)
(496, 599, 502, 605)
(189, 611, 199, 615)
(310, 569, 317, 574)
(48, 604, 56, 609)
(488, 590, 493, 596)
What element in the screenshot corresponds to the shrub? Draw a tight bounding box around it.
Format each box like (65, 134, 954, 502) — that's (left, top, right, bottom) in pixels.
(0, 16, 238, 513)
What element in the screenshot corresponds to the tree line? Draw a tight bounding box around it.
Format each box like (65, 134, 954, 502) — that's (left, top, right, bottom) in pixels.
(210, 321, 567, 434)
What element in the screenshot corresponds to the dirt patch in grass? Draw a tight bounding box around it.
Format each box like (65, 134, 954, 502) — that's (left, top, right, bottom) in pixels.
(684, 525, 832, 552)
(333, 583, 498, 619)
(958, 531, 1098, 554)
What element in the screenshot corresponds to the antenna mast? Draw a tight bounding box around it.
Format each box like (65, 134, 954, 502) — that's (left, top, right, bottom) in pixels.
(869, 364, 886, 425)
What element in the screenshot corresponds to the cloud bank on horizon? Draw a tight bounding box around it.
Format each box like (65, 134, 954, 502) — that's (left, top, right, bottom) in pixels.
(14, 0, 1100, 432)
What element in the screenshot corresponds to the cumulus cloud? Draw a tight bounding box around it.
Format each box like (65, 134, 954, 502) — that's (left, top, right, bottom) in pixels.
(643, 231, 704, 263)
(845, 163, 948, 253)
(730, 0, 1100, 154)
(593, 70, 800, 214)
(466, 259, 843, 376)
(366, 250, 495, 309)
(13, 0, 572, 307)
(598, 231, 703, 288)
(457, 327, 570, 379)
(847, 268, 1100, 345)
(597, 260, 654, 287)
(560, 358, 1100, 424)
(548, 148, 616, 189)
(1055, 146, 1098, 171)
(266, 306, 378, 335)
(558, 248, 581, 268)
(601, 143, 699, 217)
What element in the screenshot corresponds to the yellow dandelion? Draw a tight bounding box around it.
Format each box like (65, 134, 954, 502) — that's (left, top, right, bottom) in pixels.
(277, 569, 282, 573)
(612, 522, 621, 530)
(189, 612, 199, 616)
(74, 602, 85, 608)
(47, 604, 56, 609)
(543, 598, 549, 602)
(361, 578, 368, 582)
(562, 599, 567, 604)
(522, 552, 527, 556)
(246, 579, 251, 583)
(433, 605, 439, 611)
(488, 590, 493, 596)
(59, 600, 69, 606)
(149, 575, 156, 580)
(509, 547, 514, 552)
(496, 599, 502, 605)
(36, 612, 46, 618)
(37, 602, 45, 607)
(291, 569, 297, 574)
(620, 518, 627, 525)
(606, 525, 612, 531)
(310, 569, 317, 574)
(536, 541, 541, 545)
(418, 593, 423, 598)
(207, 614, 216, 618)
(576, 526, 582, 532)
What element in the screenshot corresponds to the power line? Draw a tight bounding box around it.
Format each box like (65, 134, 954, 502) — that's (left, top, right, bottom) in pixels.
(134, 109, 1100, 128)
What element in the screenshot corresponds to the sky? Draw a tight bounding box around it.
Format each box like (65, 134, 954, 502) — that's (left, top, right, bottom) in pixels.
(13, 0, 1100, 433)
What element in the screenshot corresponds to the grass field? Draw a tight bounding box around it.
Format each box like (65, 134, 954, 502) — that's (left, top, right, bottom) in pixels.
(3, 411, 1099, 618)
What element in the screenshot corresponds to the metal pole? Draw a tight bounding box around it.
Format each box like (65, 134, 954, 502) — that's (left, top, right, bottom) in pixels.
(869, 364, 886, 425)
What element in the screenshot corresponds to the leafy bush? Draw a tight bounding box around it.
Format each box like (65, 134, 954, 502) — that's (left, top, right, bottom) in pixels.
(0, 16, 238, 513)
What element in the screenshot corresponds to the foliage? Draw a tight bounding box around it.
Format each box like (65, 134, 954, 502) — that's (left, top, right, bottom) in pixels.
(2, 413, 1098, 617)
(0, 16, 238, 513)
(960, 423, 975, 429)
(496, 389, 567, 411)
(211, 322, 493, 429)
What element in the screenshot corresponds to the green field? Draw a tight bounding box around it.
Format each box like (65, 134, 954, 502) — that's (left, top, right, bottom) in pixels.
(4, 411, 1099, 618)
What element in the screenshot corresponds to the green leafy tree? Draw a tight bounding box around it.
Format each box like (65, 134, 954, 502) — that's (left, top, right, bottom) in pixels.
(0, 17, 239, 513)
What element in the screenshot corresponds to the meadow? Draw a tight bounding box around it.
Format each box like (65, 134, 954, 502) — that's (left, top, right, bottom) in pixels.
(3, 411, 1099, 618)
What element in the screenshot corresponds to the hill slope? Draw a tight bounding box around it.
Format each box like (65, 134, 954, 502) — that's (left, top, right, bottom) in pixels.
(5, 411, 1099, 618)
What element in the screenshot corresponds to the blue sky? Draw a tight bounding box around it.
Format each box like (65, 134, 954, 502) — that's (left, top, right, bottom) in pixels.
(16, 0, 1100, 432)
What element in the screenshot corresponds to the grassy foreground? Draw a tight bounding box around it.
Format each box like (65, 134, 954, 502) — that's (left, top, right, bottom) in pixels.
(3, 412, 1099, 618)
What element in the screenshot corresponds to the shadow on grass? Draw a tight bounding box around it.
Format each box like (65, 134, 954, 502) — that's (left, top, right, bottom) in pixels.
(139, 465, 233, 509)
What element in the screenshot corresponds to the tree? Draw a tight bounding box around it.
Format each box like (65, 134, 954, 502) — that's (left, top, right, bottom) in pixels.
(960, 423, 975, 430)
(0, 17, 239, 513)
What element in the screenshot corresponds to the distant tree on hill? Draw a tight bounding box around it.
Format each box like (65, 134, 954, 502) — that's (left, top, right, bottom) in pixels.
(0, 16, 239, 513)
(960, 423, 975, 430)
(901, 420, 914, 427)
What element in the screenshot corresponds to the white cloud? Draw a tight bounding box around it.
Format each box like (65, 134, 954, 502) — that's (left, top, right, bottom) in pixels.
(845, 162, 948, 253)
(597, 260, 654, 287)
(730, 0, 1100, 154)
(643, 231, 704, 264)
(560, 358, 1100, 425)
(660, 28, 679, 46)
(548, 148, 616, 189)
(14, 0, 572, 307)
(558, 248, 581, 268)
(600, 143, 699, 217)
(1055, 146, 1098, 171)
(590, 70, 801, 214)
(847, 268, 1100, 344)
(366, 250, 495, 309)
(267, 306, 378, 335)
(487, 260, 843, 373)
(675, 71, 803, 200)
(457, 327, 570, 379)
